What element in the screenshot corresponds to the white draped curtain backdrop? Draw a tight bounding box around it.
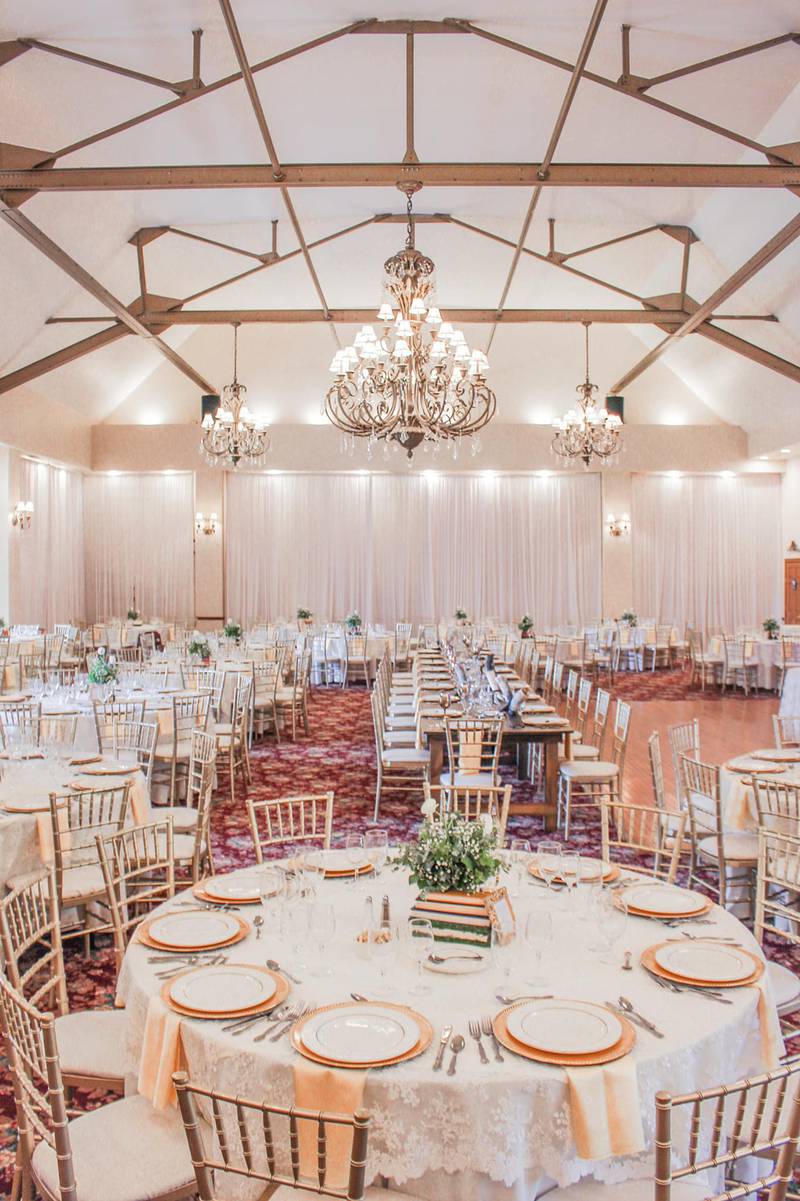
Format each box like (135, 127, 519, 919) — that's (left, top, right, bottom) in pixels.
(631, 473, 783, 630)
(14, 458, 85, 627)
(84, 473, 195, 621)
(225, 471, 602, 628)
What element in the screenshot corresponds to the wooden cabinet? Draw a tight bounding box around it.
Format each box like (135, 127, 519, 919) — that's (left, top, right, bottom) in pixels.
(786, 560, 800, 624)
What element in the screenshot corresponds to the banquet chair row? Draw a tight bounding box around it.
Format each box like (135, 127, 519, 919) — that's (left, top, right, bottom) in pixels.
(556, 698, 631, 838)
(370, 657, 429, 819)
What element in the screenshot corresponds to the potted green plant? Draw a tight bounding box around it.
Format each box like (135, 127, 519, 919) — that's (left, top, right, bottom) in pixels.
(518, 614, 534, 638)
(345, 610, 362, 633)
(454, 608, 468, 624)
(763, 617, 780, 641)
(189, 636, 211, 664)
(223, 619, 243, 643)
(297, 606, 313, 626)
(619, 610, 638, 627)
(127, 607, 140, 623)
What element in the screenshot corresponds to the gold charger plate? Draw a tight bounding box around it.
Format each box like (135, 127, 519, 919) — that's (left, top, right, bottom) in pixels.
(724, 760, 786, 775)
(137, 911, 250, 953)
(613, 890, 712, 920)
(751, 749, 800, 763)
(80, 763, 138, 777)
(192, 880, 265, 906)
(492, 1001, 636, 1067)
(69, 755, 102, 766)
(290, 1001, 433, 1069)
(640, 942, 764, 989)
(160, 965, 290, 1019)
(529, 859, 619, 885)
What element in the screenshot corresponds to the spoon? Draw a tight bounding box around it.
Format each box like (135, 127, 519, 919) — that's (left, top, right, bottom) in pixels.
(616, 995, 664, 1037)
(267, 958, 302, 984)
(253, 915, 264, 940)
(495, 992, 554, 1004)
(447, 1034, 465, 1076)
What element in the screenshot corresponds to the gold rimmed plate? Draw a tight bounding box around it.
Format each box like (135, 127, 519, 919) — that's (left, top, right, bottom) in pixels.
(161, 965, 289, 1020)
(641, 942, 763, 989)
(492, 1001, 635, 1067)
(291, 1001, 432, 1069)
(138, 910, 250, 952)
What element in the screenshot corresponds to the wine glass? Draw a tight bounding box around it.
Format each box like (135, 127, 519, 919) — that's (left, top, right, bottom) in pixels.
(405, 917, 434, 995)
(523, 910, 553, 986)
(560, 851, 580, 901)
(536, 840, 562, 892)
(364, 829, 388, 878)
(309, 901, 336, 977)
(597, 894, 628, 965)
(345, 833, 365, 886)
(509, 838, 531, 897)
(491, 924, 517, 991)
(284, 902, 310, 972)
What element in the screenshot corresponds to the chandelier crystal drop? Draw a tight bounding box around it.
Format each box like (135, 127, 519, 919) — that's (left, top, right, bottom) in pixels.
(551, 322, 622, 467)
(200, 321, 271, 468)
(323, 188, 497, 460)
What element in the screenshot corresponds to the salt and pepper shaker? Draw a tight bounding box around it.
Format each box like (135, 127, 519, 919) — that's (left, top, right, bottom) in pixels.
(381, 894, 391, 929)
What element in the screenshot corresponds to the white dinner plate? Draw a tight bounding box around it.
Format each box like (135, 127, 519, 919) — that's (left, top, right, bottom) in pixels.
(316, 849, 371, 873)
(621, 883, 707, 916)
(522, 714, 566, 726)
(147, 911, 240, 949)
(654, 942, 755, 984)
(170, 965, 276, 1014)
(202, 874, 262, 902)
(0, 793, 52, 813)
(506, 1000, 623, 1054)
(300, 1005, 421, 1063)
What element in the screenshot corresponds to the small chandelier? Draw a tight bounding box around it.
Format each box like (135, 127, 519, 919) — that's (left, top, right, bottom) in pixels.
(552, 322, 622, 467)
(324, 186, 497, 460)
(200, 322, 270, 468)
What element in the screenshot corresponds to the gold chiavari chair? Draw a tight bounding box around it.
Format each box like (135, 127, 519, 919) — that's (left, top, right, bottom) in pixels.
(600, 798, 686, 884)
(97, 818, 176, 976)
(43, 782, 131, 950)
(215, 677, 252, 800)
(679, 754, 757, 916)
(754, 826, 800, 1043)
(777, 636, 800, 697)
(0, 699, 42, 746)
(667, 718, 701, 809)
(557, 699, 630, 840)
(753, 776, 800, 837)
(394, 621, 413, 668)
(40, 711, 78, 749)
(247, 791, 334, 859)
(251, 658, 282, 740)
(442, 715, 503, 790)
(116, 644, 142, 664)
(371, 691, 428, 820)
(647, 730, 690, 877)
(0, 867, 129, 1093)
(172, 1071, 392, 1201)
(553, 1060, 800, 1200)
(0, 973, 198, 1201)
(688, 630, 722, 691)
(275, 649, 312, 740)
(721, 634, 759, 695)
(92, 698, 147, 753)
(423, 781, 512, 841)
(43, 633, 64, 669)
(550, 659, 565, 701)
(774, 714, 800, 749)
(111, 717, 158, 790)
(19, 649, 46, 687)
(345, 633, 372, 688)
(153, 691, 211, 803)
(158, 729, 217, 880)
(181, 667, 226, 723)
(139, 629, 158, 658)
(564, 668, 580, 722)
(567, 679, 604, 762)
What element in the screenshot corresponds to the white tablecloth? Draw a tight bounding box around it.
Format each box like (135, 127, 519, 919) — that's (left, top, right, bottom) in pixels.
(710, 638, 782, 690)
(0, 758, 149, 890)
(117, 862, 780, 1199)
(780, 666, 800, 715)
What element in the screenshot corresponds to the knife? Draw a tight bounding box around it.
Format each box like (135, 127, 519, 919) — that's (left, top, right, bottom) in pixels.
(433, 1024, 453, 1071)
(605, 1001, 664, 1039)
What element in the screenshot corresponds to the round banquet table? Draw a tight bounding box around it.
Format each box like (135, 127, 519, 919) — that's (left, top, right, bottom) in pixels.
(780, 665, 800, 715)
(116, 859, 781, 1201)
(0, 757, 149, 890)
(721, 753, 800, 832)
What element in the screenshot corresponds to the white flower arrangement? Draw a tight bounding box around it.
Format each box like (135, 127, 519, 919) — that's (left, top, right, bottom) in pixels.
(391, 812, 504, 895)
(88, 647, 119, 685)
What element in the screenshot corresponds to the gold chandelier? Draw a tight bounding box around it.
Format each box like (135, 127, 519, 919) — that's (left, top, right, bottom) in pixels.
(324, 189, 497, 460)
(551, 322, 622, 467)
(200, 322, 271, 468)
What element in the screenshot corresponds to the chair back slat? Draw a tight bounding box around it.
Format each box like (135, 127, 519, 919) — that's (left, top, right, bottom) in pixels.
(247, 792, 334, 861)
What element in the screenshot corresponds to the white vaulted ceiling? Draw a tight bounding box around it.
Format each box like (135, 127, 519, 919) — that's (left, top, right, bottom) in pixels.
(1, 0, 799, 451)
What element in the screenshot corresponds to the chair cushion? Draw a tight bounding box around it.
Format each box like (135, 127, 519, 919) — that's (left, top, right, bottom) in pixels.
(157, 832, 198, 862)
(382, 748, 429, 765)
(216, 733, 242, 751)
(440, 770, 497, 789)
(567, 744, 600, 760)
(62, 863, 107, 901)
(383, 731, 417, 746)
(154, 739, 193, 761)
(155, 804, 198, 834)
(56, 1008, 129, 1081)
(549, 1173, 708, 1200)
(697, 832, 758, 864)
(559, 761, 619, 780)
(271, 1186, 427, 1201)
(32, 1093, 196, 1201)
(767, 959, 800, 1014)
(385, 715, 416, 730)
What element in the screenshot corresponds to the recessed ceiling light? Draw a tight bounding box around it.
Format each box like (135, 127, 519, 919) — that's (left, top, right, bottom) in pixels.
(719, 470, 735, 478)
(758, 455, 769, 460)
(106, 470, 121, 477)
(538, 470, 552, 478)
(422, 470, 439, 480)
(666, 471, 682, 479)
(781, 448, 791, 454)
(481, 470, 497, 479)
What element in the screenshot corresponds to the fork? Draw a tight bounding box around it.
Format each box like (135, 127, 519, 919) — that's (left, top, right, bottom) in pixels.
(468, 1018, 489, 1064)
(481, 1015, 503, 1062)
(224, 1002, 292, 1035)
(156, 954, 226, 980)
(648, 969, 732, 1004)
(254, 1002, 303, 1043)
(264, 1003, 312, 1043)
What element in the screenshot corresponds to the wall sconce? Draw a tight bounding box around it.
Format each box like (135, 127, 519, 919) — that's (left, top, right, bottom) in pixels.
(195, 511, 218, 536)
(9, 501, 34, 530)
(606, 512, 630, 537)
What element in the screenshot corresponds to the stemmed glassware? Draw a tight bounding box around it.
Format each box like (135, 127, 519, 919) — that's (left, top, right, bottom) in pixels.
(536, 840, 562, 891)
(344, 833, 365, 886)
(560, 851, 580, 901)
(509, 838, 531, 897)
(405, 917, 434, 994)
(364, 829, 389, 878)
(309, 901, 336, 977)
(523, 910, 553, 987)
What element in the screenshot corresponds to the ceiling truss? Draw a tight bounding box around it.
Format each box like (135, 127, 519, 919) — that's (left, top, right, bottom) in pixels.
(1, 9, 799, 400)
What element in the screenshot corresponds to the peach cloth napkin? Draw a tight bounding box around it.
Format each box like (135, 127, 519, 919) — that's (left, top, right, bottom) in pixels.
(566, 1059, 645, 1161)
(292, 1061, 368, 1190)
(138, 994, 183, 1110)
(753, 978, 784, 1068)
(35, 807, 70, 863)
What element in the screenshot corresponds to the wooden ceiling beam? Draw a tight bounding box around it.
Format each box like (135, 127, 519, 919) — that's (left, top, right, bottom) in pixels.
(694, 322, 800, 386)
(0, 323, 129, 394)
(0, 206, 216, 392)
(217, 0, 335, 330)
(18, 38, 190, 95)
(3, 162, 799, 192)
(0, 41, 30, 68)
(135, 307, 777, 325)
(643, 33, 800, 90)
(611, 210, 800, 391)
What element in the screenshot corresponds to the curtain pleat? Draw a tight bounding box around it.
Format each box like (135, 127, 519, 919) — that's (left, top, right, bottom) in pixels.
(225, 472, 602, 627)
(15, 459, 85, 627)
(631, 473, 783, 629)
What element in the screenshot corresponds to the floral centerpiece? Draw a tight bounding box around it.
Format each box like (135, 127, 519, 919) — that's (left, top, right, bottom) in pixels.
(189, 636, 211, 663)
(392, 811, 503, 896)
(763, 617, 780, 640)
(88, 648, 119, 685)
(518, 614, 534, 638)
(619, 610, 638, 627)
(223, 619, 243, 642)
(454, 608, 468, 624)
(127, 607, 140, 622)
(296, 606, 313, 622)
(345, 610, 362, 633)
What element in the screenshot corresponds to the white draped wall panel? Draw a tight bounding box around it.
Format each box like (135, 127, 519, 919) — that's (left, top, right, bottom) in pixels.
(631, 473, 783, 630)
(84, 474, 195, 621)
(14, 458, 85, 626)
(226, 472, 602, 628)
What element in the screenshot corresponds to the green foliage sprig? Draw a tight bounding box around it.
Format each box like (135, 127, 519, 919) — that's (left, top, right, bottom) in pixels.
(391, 813, 504, 895)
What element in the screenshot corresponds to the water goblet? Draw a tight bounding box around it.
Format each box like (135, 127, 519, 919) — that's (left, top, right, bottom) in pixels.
(491, 924, 517, 990)
(405, 917, 434, 995)
(560, 852, 580, 901)
(344, 833, 365, 887)
(371, 919, 395, 996)
(523, 909, 553, 987)
(536, 840, 562, 892)
(597, 894, 628, 965)
(364, 829, 389, 878)
(509, 838, 532, 897)
(309, 901, 336, 977)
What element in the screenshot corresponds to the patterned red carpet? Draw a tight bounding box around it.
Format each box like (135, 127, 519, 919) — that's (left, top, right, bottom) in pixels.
(0, 678, 796, 1195)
